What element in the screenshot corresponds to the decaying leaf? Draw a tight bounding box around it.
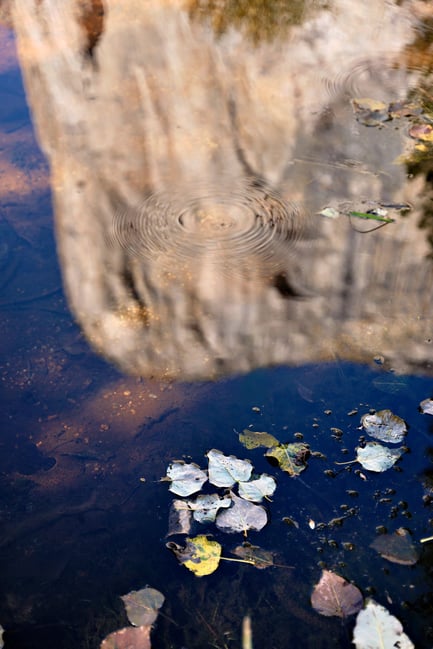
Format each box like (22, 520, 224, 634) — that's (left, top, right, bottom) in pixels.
(238, 474, 277, 502)
(121, 587, 165, 627)
(216, 492, 267, 534)
(351, 97, 390, 126)
(186, 493, 231, 523)
(311, 570, 363, 618)
(265, 443, 310, 477)
(238, 429, 281, 450)
(207, 449, 253, 487)
(409, 123, 433, 142)
(420, 398, 433, 415)
(100, 625, 151, 649)
(167, 499, 192, 536)
(231, 543, 275, 569)
(166, 535, 222, 576)
(353, 599, 414, 649)
(361, 409, 407, 443)
(356, 442, 403, 472)
(370, 528, 419, 565)
(165, 461, 208, 496)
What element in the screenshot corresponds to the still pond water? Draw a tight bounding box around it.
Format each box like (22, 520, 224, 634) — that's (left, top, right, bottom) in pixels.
(1, 1, 433, 648)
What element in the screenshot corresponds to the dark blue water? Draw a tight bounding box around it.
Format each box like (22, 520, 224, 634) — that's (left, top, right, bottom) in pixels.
(1, 21, 433, 649)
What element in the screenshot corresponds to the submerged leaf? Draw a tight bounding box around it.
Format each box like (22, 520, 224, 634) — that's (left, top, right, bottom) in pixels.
(353, 599, 414, 649)
(186, 493, 231, 523)
(238, 429, 281, 450)
(121, 587, 165, 627)
(361, 409, 407, 443)
(216, 492, 267, 534)
(167, 499, 192, 536)
(238, 475, 277, 502)
(311, 570, 363, 618)
(166, 535, 221, 576)
(231, 543, 275, 569)
(409, 123, 433, 142)
(265, 443, 310, 477)
(356, 442, 403, 472)
(207, 449, 253, 487)
(351, 97, 390, 126)
(100, 625, 151, 649)
(165, 461, 207, 496)
(420, 398, 433, 415)
(370, 528, 419, 565)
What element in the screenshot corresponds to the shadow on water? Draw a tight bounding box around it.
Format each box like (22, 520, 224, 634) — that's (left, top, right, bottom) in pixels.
(1, 1, 433, 648)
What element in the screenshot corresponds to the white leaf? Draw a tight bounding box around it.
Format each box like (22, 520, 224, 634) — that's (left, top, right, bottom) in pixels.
(238, 475, 277, 502)
(356, 442, 403, 472)
(216, 492, 267, 533)
(166, 461, 208, 496)
(207, 449, 253, 487)
(361, 409, 407, 443)
(420, 398, 433, 415)
(186, 493, 232, 523)
(353, 600, 414, 649)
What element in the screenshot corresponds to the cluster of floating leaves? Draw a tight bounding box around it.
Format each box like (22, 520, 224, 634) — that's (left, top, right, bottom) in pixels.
(163, 448, 282, 576)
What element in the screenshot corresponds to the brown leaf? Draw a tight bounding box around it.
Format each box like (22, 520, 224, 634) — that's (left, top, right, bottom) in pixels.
(370, 528, 419, 565)
(100, 625, 151, 649)
(311, 570, 363, 618)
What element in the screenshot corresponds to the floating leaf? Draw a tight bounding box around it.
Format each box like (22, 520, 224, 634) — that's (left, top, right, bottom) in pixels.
(265, 443, 310, 477)
(348, 210, 394, 224)
(318, 206, 340, 219)
(165, 461, 207, 496)
(356, 442, 403, 472)
(166, 535, 222, 576)
(420, 398, 433, 415)
(186, 493, 231, 523)
(238, 430, 281, 450)
(207, 449, 253, 487)
(351, 97, 390, 126)
(100, 625, 151, 649)
(353, 599, 414, 649)
(121, 587, 165, 627)
(231, 543, 275, 569)
(409, 123, 433, 142)
(361, 409, 407, 443)
(370, 528, 419, 565)
(167, 499, 192, 536)
(311, 570, 363, 618)
(216, 492, 267, 534)
(238, 475, 277, 502)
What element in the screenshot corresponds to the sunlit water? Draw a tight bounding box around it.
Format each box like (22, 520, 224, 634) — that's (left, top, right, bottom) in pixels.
(1, 2, 433, 648)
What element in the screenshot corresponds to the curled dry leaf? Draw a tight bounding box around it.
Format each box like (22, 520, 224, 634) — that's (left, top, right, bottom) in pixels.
(311, 570, 363, 618)
(265, 442, 310, 477)
(167, 499, 191, 536)
(361, 409, 407, 443)
(353, 599, 414, 649)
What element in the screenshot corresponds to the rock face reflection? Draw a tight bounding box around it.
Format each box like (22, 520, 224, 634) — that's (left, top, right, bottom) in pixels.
(8, 0, 433, 378)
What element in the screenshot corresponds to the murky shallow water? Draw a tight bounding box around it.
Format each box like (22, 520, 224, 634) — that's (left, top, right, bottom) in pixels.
(1, 2, 433, 648)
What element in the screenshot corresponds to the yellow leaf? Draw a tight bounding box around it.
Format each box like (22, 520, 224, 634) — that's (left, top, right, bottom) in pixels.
(183, 535, 222, 577)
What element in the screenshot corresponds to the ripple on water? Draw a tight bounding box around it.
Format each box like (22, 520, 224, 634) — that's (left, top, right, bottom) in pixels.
(109, 177, 306, 280)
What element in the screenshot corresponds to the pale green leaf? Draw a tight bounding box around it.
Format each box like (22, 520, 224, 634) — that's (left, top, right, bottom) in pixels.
(238, 475, 277, 502)
(207, 449, 253, 487)
(356, 442, 403, 472)
(216, 492, 267, 534)
(165, 461, 207, 496)
(186, 493, 231, 523)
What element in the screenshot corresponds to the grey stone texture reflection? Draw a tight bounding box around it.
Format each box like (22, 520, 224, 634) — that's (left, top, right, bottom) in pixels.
(7, 0, 433, 378)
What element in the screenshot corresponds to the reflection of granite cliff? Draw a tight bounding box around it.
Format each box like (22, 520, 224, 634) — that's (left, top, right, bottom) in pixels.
(8, 0, 433, 379)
